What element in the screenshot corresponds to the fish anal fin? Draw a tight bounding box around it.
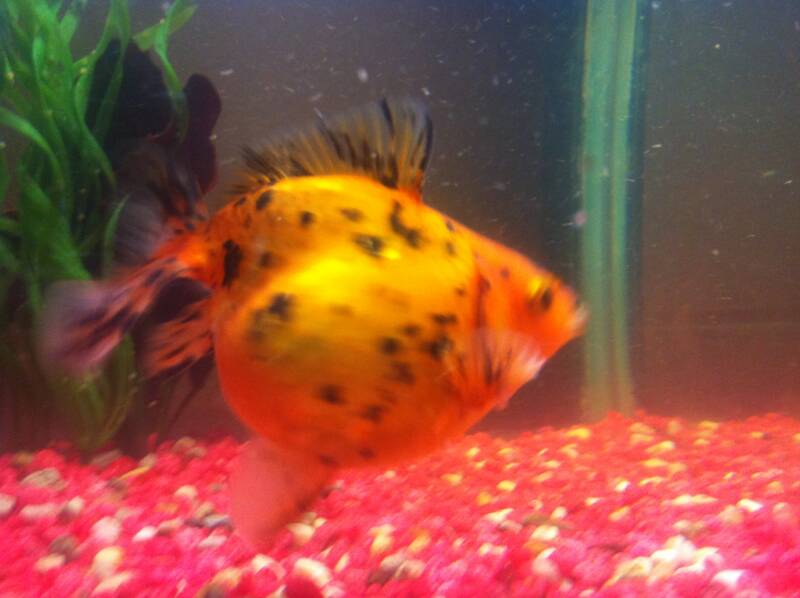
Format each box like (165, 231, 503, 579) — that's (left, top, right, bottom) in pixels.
(237, 98, 433, 200)
(229, 439, 333, 549)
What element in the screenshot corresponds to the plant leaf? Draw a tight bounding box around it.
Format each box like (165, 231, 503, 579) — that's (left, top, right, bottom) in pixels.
(101, 195, 126, 276)
(17, 169, 88, 285)
(133, 3, 197, 51)
(0, 236, 18, 272)
(30, 34, 73, 209)
(75, 0, 131, 144)
(0, 106, 65, 197)
(0, 141, 9, 202)
(149, 0, 196, 137)
(60, 0, 88, 42)
(0, 217, 19, 235)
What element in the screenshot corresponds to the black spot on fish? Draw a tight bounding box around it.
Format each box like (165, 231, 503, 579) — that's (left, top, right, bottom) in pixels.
(426, 335, 454, 360)
(330, 303, 354, 317)
(319, 454, 340, 468)
(379, 337, 402, 355)
(353, 234, 385, 257)
(376, 388, 399, 405)
(389, 201, 423, 248)
(444, 241, 457, 256)
(358, 447, 377, 460)
(258, 252, 273, 268)
(340, 208, 364, 222)
(387, 361, 415, 385)
(299, 210, 315, 227)
(401, 323, 421, 337)
(500, 267, 510, 279)
(318, 384, 346, 405)
(222, 240, 243, 287)
(445, 219, 456, 233)
(431, 313, 458, 326)
(243, 214, 253, 228)
(267, 293, 293, 321)
(246, 325, 264, 345)
(234, 196, 247, 208)
(360, 404, 386, 424)
(454, 286, 467, 297)
(255, 191, 272, 211)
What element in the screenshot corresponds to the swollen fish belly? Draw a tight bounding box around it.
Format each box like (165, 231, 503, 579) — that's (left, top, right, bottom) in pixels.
(214, 250, 479, 467)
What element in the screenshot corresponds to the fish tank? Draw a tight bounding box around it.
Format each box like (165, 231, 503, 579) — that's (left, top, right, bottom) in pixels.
(1, 1, 798, 596)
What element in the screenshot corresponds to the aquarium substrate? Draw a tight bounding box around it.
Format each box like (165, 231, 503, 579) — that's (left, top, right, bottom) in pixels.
(1, 413, 800, 597)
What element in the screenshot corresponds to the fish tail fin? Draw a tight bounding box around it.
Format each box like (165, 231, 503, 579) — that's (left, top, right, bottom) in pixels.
(39, 61, 222, 377)
(230, 439, 334, 548)
(39, 255, 193, 375)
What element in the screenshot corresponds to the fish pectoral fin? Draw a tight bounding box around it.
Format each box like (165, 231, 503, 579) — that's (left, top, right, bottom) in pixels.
(229, 438, 334, 548)
(453, 328, 546, 410)
(238, 98, 433, 199)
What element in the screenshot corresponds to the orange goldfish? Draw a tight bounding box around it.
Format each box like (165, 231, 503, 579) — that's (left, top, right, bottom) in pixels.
(40, 99, 585, 546)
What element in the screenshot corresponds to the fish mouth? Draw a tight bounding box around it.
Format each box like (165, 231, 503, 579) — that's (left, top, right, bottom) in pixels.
(571, 304, 589, 336)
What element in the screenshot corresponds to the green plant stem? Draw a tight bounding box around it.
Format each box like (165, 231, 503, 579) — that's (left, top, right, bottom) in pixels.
(579, 0, 647, 420)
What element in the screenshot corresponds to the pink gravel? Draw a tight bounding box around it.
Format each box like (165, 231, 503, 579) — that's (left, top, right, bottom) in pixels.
(1, 412, 800, 597)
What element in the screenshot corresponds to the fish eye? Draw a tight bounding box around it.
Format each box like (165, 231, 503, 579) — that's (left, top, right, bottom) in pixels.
(540, 287, 553, 311)
(527, 279, 554, 313)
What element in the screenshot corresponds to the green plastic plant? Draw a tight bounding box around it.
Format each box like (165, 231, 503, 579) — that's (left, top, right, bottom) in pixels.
(578, 0, 647, 420)
(0, 0, 196, 451)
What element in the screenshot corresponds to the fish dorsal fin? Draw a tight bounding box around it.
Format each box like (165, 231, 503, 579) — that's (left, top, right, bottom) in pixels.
(239, 98, 433, 200)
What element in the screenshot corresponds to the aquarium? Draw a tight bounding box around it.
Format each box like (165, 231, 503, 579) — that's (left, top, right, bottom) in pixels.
(1, 1, 798, 596)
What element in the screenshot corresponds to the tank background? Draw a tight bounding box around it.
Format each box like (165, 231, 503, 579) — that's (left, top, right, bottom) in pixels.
(638, 1, 800, 419)
(70, 0, 800, 438)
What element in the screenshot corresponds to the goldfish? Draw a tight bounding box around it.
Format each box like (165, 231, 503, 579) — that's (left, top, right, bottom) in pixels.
(40, 98, 585, 546)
